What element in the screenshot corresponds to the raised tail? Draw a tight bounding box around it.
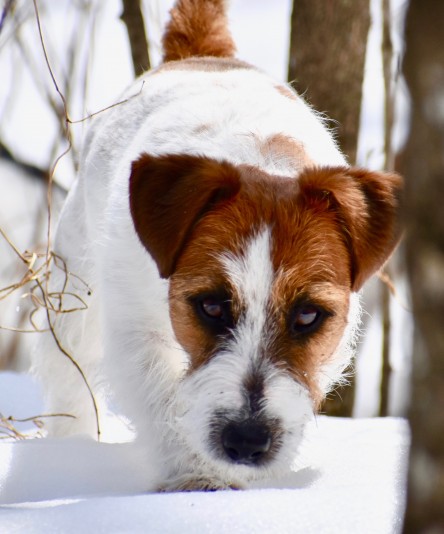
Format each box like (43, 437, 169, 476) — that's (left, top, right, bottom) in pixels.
(162, 0, 236, 62)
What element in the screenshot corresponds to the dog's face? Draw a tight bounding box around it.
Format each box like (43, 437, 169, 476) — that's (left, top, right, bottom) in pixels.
(129, 153, 401, 481)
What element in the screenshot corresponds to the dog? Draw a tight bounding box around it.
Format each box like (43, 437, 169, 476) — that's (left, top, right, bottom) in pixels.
(33, 0, 402, 491)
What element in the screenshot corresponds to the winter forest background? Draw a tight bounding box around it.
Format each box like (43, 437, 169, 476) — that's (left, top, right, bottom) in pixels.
(0, 0, 443, 531)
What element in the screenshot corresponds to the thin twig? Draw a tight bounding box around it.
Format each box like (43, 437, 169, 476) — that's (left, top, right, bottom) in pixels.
(0, 325, 48, 333)
(32, 0, 69, 120)
(0, 226, 28, 264)
(67, 83, 145, 124)
(0, 411, 76, 440)
(6, 412, 76, 423)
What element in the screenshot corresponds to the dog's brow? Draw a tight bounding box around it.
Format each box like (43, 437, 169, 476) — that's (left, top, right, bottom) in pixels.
(219, 227, 274, 311)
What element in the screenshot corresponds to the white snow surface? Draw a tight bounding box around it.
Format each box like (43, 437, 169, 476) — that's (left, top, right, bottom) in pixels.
(0, 372, 409, 533)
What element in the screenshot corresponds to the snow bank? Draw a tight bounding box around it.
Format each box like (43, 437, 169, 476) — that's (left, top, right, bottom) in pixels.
(0, 372, 409, 533)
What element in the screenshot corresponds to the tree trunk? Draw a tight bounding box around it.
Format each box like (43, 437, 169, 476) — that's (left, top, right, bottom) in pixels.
(288, 0, 370, 165)
(402, 1, 444, 532)
(379, 0, 395, 418)
(121, 0, 150, 77)
(288, 0, 370, 417)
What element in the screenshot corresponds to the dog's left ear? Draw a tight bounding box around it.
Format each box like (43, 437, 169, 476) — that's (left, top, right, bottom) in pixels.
(298, 166, 403, 291)
(129, 153, 241, 278)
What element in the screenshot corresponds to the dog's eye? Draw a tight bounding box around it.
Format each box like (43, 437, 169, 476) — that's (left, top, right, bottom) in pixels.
(201, 298, 225, 320)
(290, 304, 327, 336)
(195, 296, 234, 331)
(295, 307, 319, 326)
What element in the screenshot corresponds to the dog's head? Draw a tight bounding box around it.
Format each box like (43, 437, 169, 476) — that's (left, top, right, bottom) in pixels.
(129, 153, 402, 480)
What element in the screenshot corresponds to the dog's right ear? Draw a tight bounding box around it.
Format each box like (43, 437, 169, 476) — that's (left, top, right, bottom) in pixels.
(129, 153, 241, 278)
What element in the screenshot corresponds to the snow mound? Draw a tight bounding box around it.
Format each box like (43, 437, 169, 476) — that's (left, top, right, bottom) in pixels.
(0, 372, 410, 533)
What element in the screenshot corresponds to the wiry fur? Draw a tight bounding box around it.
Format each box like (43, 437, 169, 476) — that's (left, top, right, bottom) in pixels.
(32, 0, 402, 491)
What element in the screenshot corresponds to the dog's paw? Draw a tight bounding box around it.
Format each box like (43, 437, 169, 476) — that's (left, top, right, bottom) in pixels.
(159, 474, 242, 492)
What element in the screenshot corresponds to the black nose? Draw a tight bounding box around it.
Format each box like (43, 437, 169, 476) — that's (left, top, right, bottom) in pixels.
(221, 421, 272, 465)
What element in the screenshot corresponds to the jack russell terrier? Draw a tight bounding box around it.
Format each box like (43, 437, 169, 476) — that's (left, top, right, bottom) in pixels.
(33, 0, 402, 491)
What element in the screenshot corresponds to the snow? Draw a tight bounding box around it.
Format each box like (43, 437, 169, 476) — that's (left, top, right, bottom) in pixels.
(0, 372, 43, 429)
(0, 373, 409, 533)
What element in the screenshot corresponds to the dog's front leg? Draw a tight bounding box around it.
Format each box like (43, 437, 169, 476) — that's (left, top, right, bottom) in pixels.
(98, 217, 188, 463)
(159, 473, 243, 492)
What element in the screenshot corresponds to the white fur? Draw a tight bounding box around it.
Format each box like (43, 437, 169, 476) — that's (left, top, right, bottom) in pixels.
(220, 228, 275, 359)
(32, 61, 352, 489)
(169, 230, 313, 486)
(172, 353, 313, 487)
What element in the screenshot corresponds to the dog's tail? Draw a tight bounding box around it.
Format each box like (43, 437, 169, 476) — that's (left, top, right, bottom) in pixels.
(162, 0, 236, 62)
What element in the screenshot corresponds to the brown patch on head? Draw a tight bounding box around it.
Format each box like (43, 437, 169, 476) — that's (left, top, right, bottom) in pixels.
(167, 167, 353, 402)
(275, 84, 298, 101)
(162, 0, 236, 62)
(129, 155, 402, 403)
(257, 133, 313, 171)
(155, 56, 254, 74)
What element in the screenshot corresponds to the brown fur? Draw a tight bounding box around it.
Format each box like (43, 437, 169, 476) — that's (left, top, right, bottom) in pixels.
(129, 154, 402, 404)
(129, 154, 241, 278)
(156, 56, 253, 74)
(258, 133, 313, 170)
(274, 84, 298, 101)
(166, 165, 353, 404)
(162, 0, 236, 62)
(297, 166, 402, 290)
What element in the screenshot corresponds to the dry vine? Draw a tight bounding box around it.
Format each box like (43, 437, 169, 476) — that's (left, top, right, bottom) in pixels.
(1, 1, 148, 441)
(0, 1, 95, 439)
(0, 223, 98, 436)
(0, 412, 75, 440)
